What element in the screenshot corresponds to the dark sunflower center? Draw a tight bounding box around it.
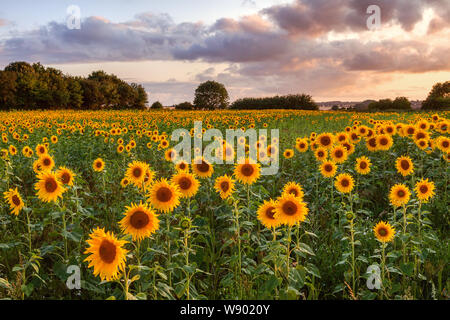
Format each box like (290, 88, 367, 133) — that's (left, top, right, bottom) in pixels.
(378, 228, 387, 237)
(197, 161, 210, 173)
(416, 132, 425, 140)
(96, 162, 102, 168)
(289, 189, 298, 196)
(220, 181, 230, 192)
(61, 172, 70, 184)
(400, 160, 410, 170)
(419, 185, 428, 194)
(266, 207, 276, 219)
(130, 211, 150, 229)
(318, 151, 324, 157)
(369, 138, 377, 147)
(443, 141, 449, 148)
(43, 158, 51, 166)
(156, 187, 172, 202)
(179, 163, 186, 170)
(407, 128, 414, 134)
(241, 164, 255, 177)
(133, 167, 142, 178)
(178, 177, 192, 190)
(282, 201, 298, 216)
(380, 138, 388, 145)
(12, 195, 21, 206)
(359, 161, 367, 169)
(341, 179, 350, 187)
(99, 240, 116, 264)
(45, 178, 58, 193)
(325, 164, 333, 172)
(397, 190, 405, 197)
(335, 150, 343, 158)
(320, 136, 331, 146)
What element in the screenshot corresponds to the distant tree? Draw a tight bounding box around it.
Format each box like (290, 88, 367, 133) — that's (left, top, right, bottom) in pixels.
(422, 81, 450, 110)
(132, 84, 148, 109)
(194, 81, 229, 110)
(331, 105, 339, 111)
(230, 94, 318, 110)
(392, 97, 412, 110)
(175, 101, 194, 110)
(0, 71, 17, 110)
(150, 101, 163, 109)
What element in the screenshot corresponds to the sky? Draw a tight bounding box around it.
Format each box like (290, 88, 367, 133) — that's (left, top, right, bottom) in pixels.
(0, 0, 449, 105)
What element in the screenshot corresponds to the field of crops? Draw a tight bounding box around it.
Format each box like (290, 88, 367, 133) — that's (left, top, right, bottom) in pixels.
(0, 109, 448, 300)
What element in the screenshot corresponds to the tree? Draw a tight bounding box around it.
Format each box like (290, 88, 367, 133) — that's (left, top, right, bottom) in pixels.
(422, 81, 450, 110)
(175, 101, 194, 110)
(150, 101, 163, 109)
(194, 81, 229, 110)
(0, 71, 17, 110)
(392, 97, 412, 110)
(229, 94, 318, 110)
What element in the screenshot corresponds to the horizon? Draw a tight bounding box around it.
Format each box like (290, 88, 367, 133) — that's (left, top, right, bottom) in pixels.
(1, 0, 449, 105)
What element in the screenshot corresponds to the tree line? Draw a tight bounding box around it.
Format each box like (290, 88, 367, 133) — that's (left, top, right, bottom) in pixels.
(0, 62, 148, 110)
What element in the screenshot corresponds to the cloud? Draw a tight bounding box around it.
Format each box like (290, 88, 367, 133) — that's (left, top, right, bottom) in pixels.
(0, 14, 203, 64)
(0, 0, 449, 104)
(0, 19, 9, 27)
(262, 0, 450, 36)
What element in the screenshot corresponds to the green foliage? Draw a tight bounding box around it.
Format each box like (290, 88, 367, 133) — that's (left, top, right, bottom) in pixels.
(230, 94, 318, 110)
(422, 81, 450, 110)
(194, 81, 229, 110)
(0, 61, 148, 110)
(150, 101, 164, 109)
(175, 102, 194, 110)
(368, 97, 412, 111)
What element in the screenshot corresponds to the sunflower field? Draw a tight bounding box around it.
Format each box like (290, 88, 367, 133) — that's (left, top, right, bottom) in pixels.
(0, 110, 449, 300)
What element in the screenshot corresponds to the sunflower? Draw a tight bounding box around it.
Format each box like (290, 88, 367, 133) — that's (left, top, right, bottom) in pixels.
(164, 148, 177, 162)
(147, 178, 181, 213)
(234, 159, 261, 185)
(414, 179, 435, 202)
(330, 145, 348, 164)
(376, 134, 393, 151)
(119, 202, 160, 241)
(56, 166, 76, 186)
(274, 194, 309, 226)
(334, 173, 354, 194)
(283, 149, 294, 159)
(336, 132, 348, 144)
(175, 160, 190, 172)
(316, 133, 334, 149)
(84, 228, 128, 282)
(93, 158, 105, 172)
(0, 148, 8, 160)
(389, 184, 411, 207)
(314, 147, 328, 162)
(121, 177, 130, 188)
(8, 145, 17, 156)
(172, 171, 199, 198)
(267, 144, 278, 158)
(320, 160, 337, 178)
(373, 221, 395, 243)
(436, 136, 450, 153)
(3, 188, 25, 216)
(282, 182, 304, 200)
(257, 200, 281, 229)
(366, 136, 378, 152)
(35, 171, 66, 203)
(192, 157, 214, 178)
(355, 156, 371, 175)
(38, 154, 55, 171)
(214, 175, 235, 199)
(295, 139, 308, 153)
(36, 144, 47, 156)
(395, 156, 414, 176)
(126, 161, 149, 187)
